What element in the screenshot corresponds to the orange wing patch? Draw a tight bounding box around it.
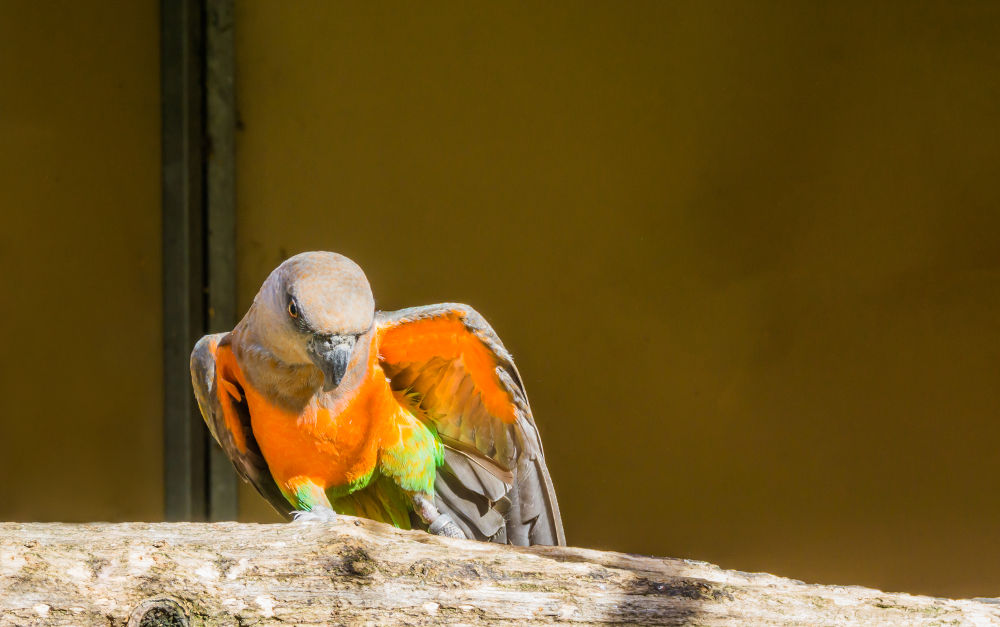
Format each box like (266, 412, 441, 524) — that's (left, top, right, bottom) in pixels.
(213, 343, 250, 453)
(378, 314, 516, 424)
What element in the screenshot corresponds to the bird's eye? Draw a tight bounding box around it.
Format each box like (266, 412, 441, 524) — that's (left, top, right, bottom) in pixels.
(287, 299, 298, 318)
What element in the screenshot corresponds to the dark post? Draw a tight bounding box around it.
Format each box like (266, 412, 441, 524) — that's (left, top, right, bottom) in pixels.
(204, 0, 239, 521)
(162, 0, 207, 521)
(162, 0, 239, 521)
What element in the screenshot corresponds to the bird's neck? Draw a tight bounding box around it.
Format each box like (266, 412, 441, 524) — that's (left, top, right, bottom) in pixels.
(232, 324, 379, 414)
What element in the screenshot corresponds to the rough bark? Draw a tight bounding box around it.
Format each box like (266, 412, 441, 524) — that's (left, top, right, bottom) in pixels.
(0, 520, 997, 626)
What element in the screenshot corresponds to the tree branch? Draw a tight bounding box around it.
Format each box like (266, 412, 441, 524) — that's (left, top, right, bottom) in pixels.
(0, 520, 997, 625)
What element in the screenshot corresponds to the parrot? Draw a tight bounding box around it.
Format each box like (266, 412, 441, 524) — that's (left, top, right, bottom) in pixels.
(190, 251, 564, 545)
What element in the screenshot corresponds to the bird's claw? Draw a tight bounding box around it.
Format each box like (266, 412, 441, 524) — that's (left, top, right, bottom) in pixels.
(292, 508, 338, 523)
(427, 513, 466, 538)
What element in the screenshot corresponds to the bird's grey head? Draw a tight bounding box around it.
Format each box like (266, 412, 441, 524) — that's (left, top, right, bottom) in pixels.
(250, 251, 375, 392)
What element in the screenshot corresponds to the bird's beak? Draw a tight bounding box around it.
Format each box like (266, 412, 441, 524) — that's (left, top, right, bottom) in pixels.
(307, 334, 356, 391)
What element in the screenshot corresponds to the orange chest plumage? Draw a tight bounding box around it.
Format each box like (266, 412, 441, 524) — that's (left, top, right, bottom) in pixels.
(216, 344, 403, 491)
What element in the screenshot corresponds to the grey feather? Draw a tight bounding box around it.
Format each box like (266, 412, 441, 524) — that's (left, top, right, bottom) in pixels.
(444, 448, 510, 501)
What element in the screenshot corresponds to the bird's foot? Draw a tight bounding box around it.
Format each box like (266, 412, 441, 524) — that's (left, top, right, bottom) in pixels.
(427, 513, 466, 539)
(409, 492, 467, 539)
(291, 508, 337, 523)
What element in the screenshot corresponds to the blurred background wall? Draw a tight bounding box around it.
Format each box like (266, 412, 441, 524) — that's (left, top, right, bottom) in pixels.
(0, 2, 163, 521)
(1, 0, 998, 599)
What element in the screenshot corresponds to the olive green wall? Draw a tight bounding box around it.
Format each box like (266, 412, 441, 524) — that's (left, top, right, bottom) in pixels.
(234, 1, 1000, 597)
(0, 2, 163, 521)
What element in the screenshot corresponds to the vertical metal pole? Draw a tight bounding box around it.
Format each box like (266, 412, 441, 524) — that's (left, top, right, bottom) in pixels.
(204, 0, 239, 521)
(162, 0, 207, 521)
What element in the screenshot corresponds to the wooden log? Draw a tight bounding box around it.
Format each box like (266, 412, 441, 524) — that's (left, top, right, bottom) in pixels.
(0, 520, 997, 626)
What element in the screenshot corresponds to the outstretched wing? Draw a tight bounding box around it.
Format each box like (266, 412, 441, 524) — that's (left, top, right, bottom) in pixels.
(377, 304, 565, 546)
(190, 333, 291, 519)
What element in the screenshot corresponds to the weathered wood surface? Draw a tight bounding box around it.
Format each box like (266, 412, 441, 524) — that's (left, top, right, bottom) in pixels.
(0, 520, 997, 626)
